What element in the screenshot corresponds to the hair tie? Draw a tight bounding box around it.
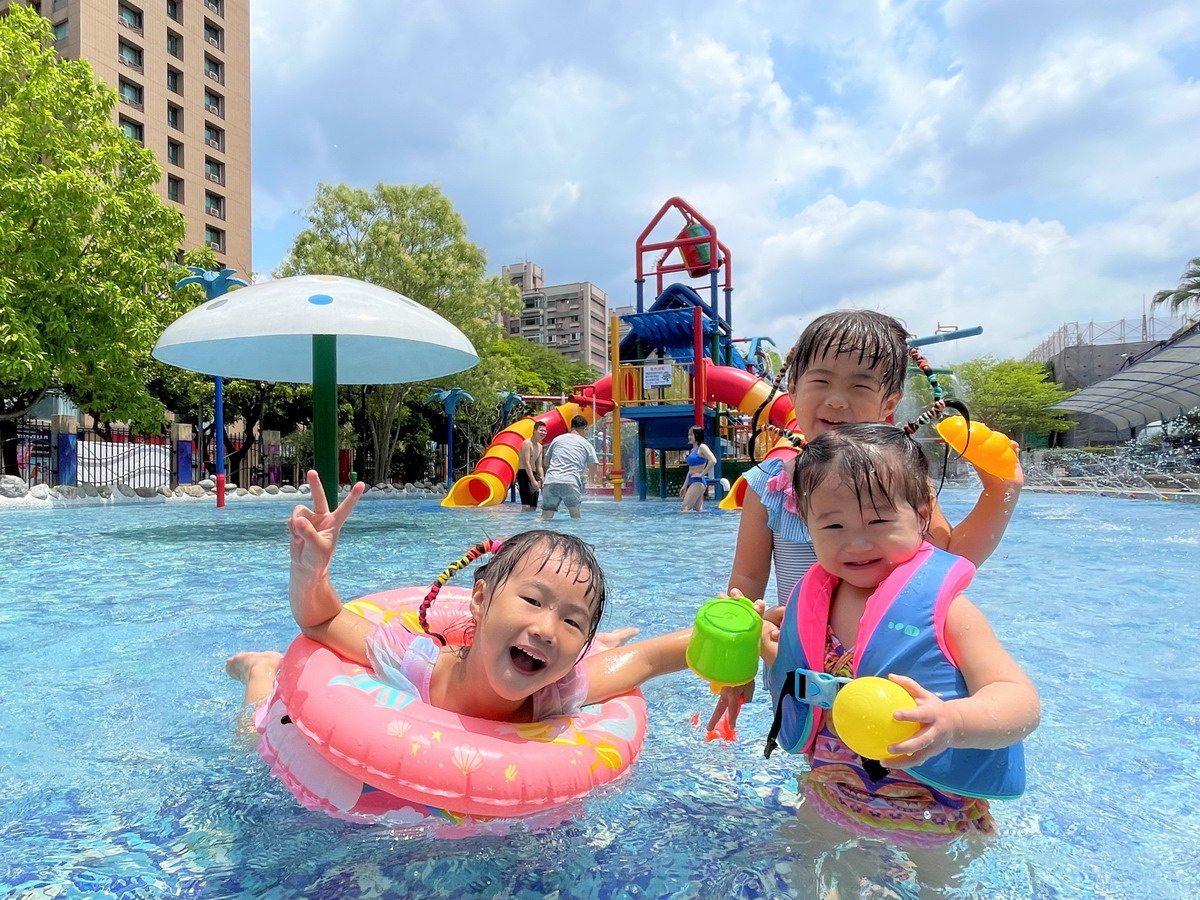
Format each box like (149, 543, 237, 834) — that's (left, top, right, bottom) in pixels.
(901, 347, 954, 435)
(419, 538, 502, 645)
(747, 343, 797, 463)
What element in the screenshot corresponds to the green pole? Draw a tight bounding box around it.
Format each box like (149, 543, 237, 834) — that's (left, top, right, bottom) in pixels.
(312, 334, 338, 510)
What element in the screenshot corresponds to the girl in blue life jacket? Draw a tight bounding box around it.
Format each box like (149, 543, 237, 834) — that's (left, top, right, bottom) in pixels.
(761, 423, 1039, 846)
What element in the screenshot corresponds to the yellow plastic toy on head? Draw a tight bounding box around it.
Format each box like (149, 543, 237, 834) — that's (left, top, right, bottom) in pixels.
(831, 676, 920, 760)
(935, 416, 1018, 480)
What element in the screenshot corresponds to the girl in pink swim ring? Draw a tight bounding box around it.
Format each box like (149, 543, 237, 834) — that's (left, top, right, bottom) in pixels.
(227, 470, 692, 828)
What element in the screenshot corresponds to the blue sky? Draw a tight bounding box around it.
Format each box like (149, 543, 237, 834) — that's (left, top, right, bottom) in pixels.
(248, 0, 1200, 361)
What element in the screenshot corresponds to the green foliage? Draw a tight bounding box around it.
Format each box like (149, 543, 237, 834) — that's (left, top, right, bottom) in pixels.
(948, 356, 1076, 442)
(493, 338, 598, 395)
(277, 182, 522, 480)
(0, 6, 190, 433)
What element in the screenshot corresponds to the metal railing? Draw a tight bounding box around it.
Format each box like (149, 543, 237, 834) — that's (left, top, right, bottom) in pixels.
(77, 425, 170, 488)
(616, 360, 695, 406)
(1026, 316, 1189, 363)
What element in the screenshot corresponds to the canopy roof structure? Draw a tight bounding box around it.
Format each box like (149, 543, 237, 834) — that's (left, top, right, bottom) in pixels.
(154, 274, 477, 383)
(154, 274, 477, 508)
(1053, 323, 1200, 429)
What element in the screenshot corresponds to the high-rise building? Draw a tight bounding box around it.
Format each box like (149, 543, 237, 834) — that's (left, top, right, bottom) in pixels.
(4, 0, 251, 276)
(501, 261, 610, 373)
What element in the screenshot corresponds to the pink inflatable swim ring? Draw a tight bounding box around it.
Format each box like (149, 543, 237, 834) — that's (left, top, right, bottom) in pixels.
(258, 586, 647, 828)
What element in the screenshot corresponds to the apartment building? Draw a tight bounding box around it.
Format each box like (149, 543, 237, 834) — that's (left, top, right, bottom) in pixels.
(5, 0, 251, 276)
(501, 261, 610, 373)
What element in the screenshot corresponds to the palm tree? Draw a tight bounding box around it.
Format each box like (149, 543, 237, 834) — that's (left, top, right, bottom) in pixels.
(1152, 257, 1200, 315)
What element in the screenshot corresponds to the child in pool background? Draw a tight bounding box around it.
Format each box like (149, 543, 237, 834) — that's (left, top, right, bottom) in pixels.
(712, 310, 1024, 731)
(229, 470, 689, 729)
(759, 423, 1039, 849)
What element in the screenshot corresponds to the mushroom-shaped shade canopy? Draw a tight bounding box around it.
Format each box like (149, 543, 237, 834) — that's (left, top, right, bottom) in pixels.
(153, 275, 478, 383)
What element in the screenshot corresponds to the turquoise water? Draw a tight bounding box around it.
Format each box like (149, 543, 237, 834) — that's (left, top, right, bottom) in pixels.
(2, 491, 1199, 898)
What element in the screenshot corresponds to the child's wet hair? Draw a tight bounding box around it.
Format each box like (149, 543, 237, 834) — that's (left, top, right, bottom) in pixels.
(792, 423, 933, 521)
(786, 310, 910, 396)
(474, 530, 607, 648)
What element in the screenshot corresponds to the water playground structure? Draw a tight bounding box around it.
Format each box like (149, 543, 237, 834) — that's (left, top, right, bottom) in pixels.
(444, 198, 990, 508)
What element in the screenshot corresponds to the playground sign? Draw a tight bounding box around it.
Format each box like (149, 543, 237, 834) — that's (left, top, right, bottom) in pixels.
(643, 364, 674, 389)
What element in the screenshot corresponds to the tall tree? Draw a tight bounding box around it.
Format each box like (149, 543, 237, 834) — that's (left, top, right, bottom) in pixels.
(276, 182, 521, 481)
(493, 337, 599, 395)
(1151, 256, 1200, 316)
(949, 356, 1076, 443)
(0, 6, 190, 473)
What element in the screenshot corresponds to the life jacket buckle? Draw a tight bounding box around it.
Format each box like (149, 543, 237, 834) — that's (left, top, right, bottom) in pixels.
(793, 668, 851, 709)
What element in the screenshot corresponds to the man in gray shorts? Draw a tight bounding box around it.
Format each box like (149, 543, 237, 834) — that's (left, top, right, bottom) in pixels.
(541, 415, 599, 519)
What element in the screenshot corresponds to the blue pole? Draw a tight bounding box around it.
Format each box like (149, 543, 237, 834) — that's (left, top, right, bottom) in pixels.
(172, 267, 249, 507)
(445, 413, 454, 489)
(909, 327, 983, 348)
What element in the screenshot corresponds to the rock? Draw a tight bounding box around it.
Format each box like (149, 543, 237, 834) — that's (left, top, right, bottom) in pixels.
(199, 478, 215, 490)
(225, 482, 238, 492)
(183, 484, 206, 498)
(29, 483, 53, 501)
(0, 476, 28, 499)
(298, 484, 311, 494)
(81, 483, 99, 497)
(249, 485, 265, 496)
(55, 485, 79, 500)
(265, 484, 281, 495)
(280, 484, 298, 494)
(235, 487, 249, 496)
(173, 487, 185, 497)
(98, 486, 112, 499)
(134, 486, 158, 498)
(117, 484, 137, 497)
(157, 486, 172, 497)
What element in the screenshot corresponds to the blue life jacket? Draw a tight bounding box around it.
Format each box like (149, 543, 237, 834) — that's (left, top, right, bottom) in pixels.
(765, 543, 1025, 800)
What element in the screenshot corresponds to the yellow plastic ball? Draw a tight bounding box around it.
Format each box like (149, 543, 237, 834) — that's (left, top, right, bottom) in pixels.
(831, 676, 919, 760)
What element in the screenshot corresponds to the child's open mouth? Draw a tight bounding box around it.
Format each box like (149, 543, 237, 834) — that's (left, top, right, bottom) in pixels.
(510, 646, 547, 675)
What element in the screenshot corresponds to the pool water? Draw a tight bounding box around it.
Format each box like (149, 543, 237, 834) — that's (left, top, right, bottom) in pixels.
(2, 491, 1198, 898)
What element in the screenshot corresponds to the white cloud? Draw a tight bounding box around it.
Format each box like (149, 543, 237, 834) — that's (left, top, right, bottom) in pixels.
(245, 0, 1200, 364)
(737, 192, 1200, 362)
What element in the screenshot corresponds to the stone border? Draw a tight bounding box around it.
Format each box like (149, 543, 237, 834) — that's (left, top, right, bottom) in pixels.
(0, 475, 448, 511)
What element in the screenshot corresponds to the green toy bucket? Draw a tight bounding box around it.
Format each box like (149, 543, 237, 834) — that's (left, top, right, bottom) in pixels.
(686, 597, 762, 688)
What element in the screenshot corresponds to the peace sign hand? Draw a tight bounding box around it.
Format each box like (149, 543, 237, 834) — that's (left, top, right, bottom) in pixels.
(289, 470, 366, 578)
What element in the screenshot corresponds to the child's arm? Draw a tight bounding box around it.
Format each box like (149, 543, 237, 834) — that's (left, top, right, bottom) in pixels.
(727, 488, 773, 602)
(926, 457, 1023, 567)
(581, 630, 691, 705)
(884, 594, 1040, 766)
(289, 470, 373, 666)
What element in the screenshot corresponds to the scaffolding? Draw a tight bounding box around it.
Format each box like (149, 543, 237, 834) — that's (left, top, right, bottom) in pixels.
(1026, 315, 1190, 364)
